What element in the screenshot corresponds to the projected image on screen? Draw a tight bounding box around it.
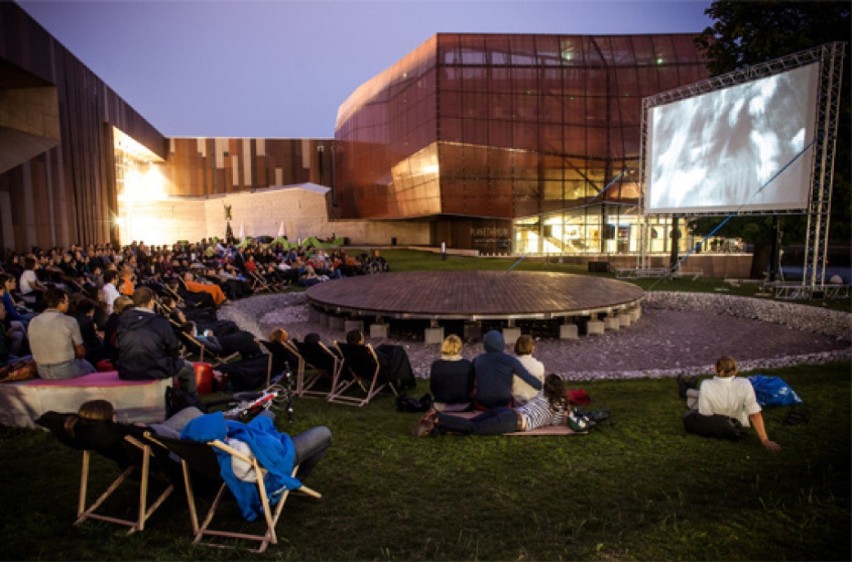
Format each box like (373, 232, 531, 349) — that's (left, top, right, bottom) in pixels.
(645, 63, 819, 213)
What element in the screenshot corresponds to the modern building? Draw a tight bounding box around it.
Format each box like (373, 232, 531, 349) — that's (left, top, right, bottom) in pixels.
(1, 2, 714, 261)
(334, 33, 710, 254)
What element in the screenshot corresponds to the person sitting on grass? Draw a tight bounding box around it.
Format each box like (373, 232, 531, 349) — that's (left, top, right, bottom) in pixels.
(429, 334, 474, 412)
(414, 373, 574, 437)
(682, 355, 781, 451)
(512, 334, 545, 406)
(472, 330, 541, 410)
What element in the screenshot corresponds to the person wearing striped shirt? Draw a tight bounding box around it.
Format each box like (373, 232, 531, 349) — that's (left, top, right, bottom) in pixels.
(413, 373, 569, 437)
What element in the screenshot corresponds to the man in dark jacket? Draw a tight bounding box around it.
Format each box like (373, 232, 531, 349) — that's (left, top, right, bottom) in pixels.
(116, 287, 196, 395)
(472, 330, 541, 409)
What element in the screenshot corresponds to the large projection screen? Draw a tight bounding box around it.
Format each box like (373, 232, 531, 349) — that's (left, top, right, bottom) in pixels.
(645, 62, 820, 214)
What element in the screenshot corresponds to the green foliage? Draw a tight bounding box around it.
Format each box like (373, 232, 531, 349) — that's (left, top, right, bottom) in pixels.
(0, 362, 849, 560)
(696, 2, 851, 74)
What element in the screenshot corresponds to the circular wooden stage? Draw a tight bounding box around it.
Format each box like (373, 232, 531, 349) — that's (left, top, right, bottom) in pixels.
(306, 271, 644, 322)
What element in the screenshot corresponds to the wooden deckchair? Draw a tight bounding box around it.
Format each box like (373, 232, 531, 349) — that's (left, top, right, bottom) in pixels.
(144, 433, 320, 553)
(331, 342, 397, 407)
(288, 339, 342, 398)
(257, 340, 299, 387)
(168, 317, 240, 366)
(36, 412, 174, 534)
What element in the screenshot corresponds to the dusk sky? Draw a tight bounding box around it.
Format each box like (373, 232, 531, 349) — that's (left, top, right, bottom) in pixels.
(19, 0, 714, 139)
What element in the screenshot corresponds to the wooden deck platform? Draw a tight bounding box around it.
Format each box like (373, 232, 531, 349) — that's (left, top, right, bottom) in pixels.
(306, 271, 644, 321)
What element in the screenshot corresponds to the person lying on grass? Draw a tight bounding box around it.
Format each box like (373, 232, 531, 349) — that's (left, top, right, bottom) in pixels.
(413, 373, 587, 437)
(682, 355, 781, 451)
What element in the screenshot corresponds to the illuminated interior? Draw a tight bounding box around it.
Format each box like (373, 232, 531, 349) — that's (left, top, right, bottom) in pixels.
(113, 127, 169, 245)
(335, 33, 711, 252)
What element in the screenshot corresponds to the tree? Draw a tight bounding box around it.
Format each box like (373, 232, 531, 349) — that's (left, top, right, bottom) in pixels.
(692, 1, 850, 278)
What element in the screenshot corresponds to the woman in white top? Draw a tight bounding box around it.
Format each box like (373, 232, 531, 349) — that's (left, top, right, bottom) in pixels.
(512, 334, 545, 405)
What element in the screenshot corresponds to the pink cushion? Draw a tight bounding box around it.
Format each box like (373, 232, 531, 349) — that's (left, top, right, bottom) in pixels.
(25, 371, 163, 388)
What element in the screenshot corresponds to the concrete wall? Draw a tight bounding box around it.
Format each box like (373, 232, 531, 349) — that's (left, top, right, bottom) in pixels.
(126, 185, 431, 247)
(122, 197, 207, 246)
(204, 185, 428, 246)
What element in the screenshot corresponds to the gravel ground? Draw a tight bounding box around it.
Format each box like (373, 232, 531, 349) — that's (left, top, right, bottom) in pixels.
(220, 291, 850, 382)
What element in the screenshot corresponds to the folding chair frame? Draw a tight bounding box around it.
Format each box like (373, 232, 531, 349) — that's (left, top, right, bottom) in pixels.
(331, 342, 394, 407)
(168, 317, 240, 366)
(247, 271, 280, 294)
(288, 340, 342, 398)
(75, 435, 174, 535)
(145, 434, 320, 553)
(257, 340, 298, 387)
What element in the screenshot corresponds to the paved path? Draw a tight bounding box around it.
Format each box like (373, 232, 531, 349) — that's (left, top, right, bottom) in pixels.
(220, 292, 850, 381)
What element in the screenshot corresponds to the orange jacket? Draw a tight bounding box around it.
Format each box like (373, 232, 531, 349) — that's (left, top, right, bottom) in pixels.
(185, 279, 227, 306)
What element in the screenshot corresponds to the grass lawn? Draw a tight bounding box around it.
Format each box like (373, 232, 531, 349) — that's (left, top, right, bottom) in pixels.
(0, 249, 848, 560)
(0, 361, 848, 561)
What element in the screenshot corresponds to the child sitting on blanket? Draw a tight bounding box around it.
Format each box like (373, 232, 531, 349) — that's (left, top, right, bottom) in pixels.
(413, 373, 575, 437)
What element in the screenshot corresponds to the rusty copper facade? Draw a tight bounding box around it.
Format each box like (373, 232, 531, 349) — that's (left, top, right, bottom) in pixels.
(335, 33, 710, 250)
(2, 3, 711, 255)
(166, 138, 334, 197)
(0, 2, 167, 252)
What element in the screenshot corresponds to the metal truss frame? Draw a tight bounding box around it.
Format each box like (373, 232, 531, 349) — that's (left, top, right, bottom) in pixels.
(636, 42, 847, 288)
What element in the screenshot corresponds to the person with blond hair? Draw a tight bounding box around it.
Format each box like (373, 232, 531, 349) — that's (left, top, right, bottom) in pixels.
(429, 334, 474, 412)
(414, 373, 570, 437)
(683, 356, 781, 451)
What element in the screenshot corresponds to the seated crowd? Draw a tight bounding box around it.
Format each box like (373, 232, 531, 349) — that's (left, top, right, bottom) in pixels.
(1, 238, 782, 456)
(0, 237, 375, 380)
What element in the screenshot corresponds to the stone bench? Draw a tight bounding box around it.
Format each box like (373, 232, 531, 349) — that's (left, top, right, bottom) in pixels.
(0, 371, 171, 428)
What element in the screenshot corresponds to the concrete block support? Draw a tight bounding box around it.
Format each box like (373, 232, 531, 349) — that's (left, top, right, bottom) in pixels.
(344, 319, 364, 334)
(370, 323, 389, 339)
(502, 327, 521, 346)
(586, 320, 605, 335)
(604, 317, 621, 331)
(329, 316, 345, 331)
(319, 314, 330, 327)
(619, 314, 632, 328)
(559, 324, 579, 340)
(424, 326, 445, 345)
(630, 306, 642, 322)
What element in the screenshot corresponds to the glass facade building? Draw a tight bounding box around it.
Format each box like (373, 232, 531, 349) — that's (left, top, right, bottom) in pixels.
(335, 33, 710, 254)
